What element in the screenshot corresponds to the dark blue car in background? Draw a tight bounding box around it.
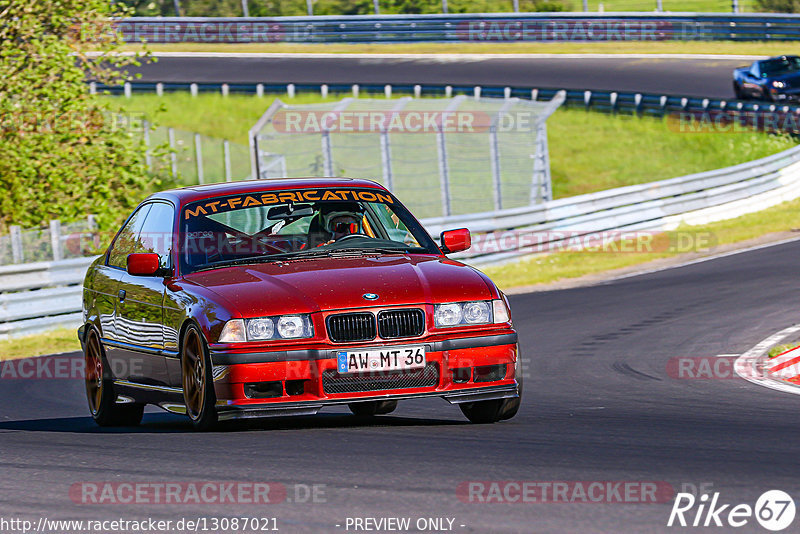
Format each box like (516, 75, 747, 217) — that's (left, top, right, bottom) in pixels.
(733, 55, 800, 102)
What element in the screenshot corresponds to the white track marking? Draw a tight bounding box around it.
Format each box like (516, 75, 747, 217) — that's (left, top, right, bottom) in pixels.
(735, 325, 800, 395)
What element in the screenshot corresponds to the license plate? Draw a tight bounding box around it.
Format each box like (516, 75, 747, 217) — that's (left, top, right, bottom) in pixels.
(337, 345, 426, 374)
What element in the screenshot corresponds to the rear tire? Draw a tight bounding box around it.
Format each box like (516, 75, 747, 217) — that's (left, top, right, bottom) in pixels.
(460, 399, 504, 424)
(181, 324, 218, 431)
(348, 400, 398, 416)
(84, 328, 144, 427)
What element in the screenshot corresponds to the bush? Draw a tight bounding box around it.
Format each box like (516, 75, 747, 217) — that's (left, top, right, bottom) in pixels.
(755, 0, 800, 11)
(0, 1, 171, 233)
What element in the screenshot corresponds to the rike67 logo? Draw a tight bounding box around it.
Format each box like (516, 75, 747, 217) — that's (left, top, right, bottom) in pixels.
(668, 490, 795, 531)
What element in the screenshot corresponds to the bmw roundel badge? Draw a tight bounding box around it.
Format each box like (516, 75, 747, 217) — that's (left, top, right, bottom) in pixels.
(363, 293, 379, 301)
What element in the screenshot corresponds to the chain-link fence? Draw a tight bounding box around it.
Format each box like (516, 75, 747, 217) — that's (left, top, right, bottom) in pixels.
(250, 94, 564, 219)
(144, 123, 252, 186)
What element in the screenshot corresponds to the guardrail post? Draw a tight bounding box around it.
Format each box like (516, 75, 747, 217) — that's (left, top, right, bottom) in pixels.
(435, 96, 464, 217)
(513, 0, 520, 10)
(634, 93, 642, 114)
(124, 82, 131, 99)
(442, 0, 448, 13)
(194, 133, 204, 185)
(221, 83, 230, 97)
(414, 85, 422, 98)
(9, 226, 23, 264)
(321, 84, 328, 99)
(306, 0, 313, 15)
(321, 132, 333, 176)
(49, 220, 63, 261)
(352, 84, 360, 98)
(156, 82, 163, 97)
(531, 89, 538, 101)
(445, 86, 452, 98)
(190, 83, 198, 97)
(288, 84, 296, 98)
(504, 87, 512, 100)
(89, 82, 96, 95)
(610, 92, 618, 113)
(168, 127, 178, 178)
(584, 90, 592, 109)
(224, 140, 232, 182)
(384, 84, 392, 98)
(474, 86, 481, 100)
(256, 83, 264, 97)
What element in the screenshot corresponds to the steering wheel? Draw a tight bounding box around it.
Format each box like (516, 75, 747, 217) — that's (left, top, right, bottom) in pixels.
(334, 233, 370, 243)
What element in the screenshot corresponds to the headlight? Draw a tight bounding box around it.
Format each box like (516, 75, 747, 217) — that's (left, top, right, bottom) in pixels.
(435, 303, 463, 326)
(773, 81, 786, 88)
(219, 315, 313, 342)
(435, 301, 492, 327)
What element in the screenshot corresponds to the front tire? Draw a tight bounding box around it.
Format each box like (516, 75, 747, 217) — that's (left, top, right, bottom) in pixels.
(84, 328, 144, 427)
(181, 324, 218, 431)
(460, 399, 505, 424)
(348, 400, 398, 416)
(733, 81, 746, 100)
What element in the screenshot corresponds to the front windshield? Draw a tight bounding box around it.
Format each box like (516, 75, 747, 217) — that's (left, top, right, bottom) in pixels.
(760, 57, 800, 77)
(179, 188, 440, 273)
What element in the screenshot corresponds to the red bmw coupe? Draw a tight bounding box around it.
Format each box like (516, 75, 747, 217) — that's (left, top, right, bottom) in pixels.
(79, 178, 522, 429)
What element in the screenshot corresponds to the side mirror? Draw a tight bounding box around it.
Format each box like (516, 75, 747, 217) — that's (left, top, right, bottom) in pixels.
(440, 228, 471, 254)
(127, 253, 160, 276)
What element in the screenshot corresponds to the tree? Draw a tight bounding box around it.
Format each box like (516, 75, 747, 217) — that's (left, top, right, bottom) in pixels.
(0, 0, 169, 232)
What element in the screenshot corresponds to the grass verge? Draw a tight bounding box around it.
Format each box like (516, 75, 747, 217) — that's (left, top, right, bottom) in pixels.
(123, 41, 781, 56)
(0, 328, 81, 361)
(482, 196, 800, 290)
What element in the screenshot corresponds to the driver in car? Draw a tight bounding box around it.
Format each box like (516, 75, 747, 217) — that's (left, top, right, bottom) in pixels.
(307, 202, 367, 247)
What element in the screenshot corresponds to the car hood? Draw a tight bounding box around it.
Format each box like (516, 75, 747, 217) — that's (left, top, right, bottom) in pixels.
(183, 254, 495, 316)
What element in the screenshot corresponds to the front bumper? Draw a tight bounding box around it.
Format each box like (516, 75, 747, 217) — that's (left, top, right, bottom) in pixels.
(208, 332, 520, 421)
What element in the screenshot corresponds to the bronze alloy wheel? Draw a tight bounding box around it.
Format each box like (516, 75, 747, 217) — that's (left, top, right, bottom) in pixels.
(83, 328, 144, 427)
(181, 324, 217, 430)
(84, 331, 105, 416)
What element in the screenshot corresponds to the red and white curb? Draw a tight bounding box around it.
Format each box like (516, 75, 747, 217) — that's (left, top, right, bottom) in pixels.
(735, 324, 800, 395)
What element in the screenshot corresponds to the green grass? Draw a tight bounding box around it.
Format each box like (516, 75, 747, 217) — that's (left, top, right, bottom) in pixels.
(768, 342, 800, 358)
(482, 195, 800, 289)
(124, 40, 780, 56)
(0, 328, 81, 361)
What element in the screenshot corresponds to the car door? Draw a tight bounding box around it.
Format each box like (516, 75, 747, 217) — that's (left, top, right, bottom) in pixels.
(101, 204, 152, 380)
(114, 201, 175, 387)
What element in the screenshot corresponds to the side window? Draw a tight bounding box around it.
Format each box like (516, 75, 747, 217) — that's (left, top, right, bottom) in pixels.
(108, 205, 152, 269)
(137, 202, 175, 268)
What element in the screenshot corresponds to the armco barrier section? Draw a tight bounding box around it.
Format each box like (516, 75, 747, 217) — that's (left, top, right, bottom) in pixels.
(117, 14, 800, 43)
(99, 82, 800, 136)
(5, 143, 800, 337)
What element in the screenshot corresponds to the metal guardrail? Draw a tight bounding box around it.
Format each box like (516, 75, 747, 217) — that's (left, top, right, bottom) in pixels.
(118, 14, 800, 43)
(100, 81, 800, 134)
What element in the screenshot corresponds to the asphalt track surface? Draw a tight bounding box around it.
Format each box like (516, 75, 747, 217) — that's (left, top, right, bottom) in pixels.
(129, 55, 747, 99)
(5, 240, 800, 532)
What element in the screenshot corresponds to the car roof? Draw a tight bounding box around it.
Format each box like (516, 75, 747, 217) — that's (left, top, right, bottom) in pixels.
(147, 177, 387, 206)
(762, 55, 800, 63)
